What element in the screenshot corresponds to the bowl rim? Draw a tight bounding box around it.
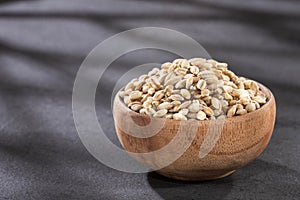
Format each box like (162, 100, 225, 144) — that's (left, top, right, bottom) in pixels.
(115, 81, 275, 124)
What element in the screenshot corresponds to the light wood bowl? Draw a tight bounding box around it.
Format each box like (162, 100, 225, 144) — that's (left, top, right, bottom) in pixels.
(113, 83, 276, 181)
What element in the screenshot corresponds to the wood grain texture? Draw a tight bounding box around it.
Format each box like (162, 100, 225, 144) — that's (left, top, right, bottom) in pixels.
(113, 83, 276, 181)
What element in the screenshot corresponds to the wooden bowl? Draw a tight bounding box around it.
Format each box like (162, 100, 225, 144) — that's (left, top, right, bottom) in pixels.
(113, 83, 276, 181)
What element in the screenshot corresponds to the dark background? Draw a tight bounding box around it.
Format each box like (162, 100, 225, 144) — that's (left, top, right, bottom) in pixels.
(0, 0, 300, 199)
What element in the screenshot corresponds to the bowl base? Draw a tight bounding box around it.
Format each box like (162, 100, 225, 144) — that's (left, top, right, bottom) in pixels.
(156, 170, 236, 181)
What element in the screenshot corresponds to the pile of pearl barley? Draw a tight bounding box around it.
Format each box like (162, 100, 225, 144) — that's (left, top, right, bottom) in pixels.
(119, 58, 267, 121)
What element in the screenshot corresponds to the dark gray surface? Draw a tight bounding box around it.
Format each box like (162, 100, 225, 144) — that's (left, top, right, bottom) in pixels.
(0, 0, 300, 199)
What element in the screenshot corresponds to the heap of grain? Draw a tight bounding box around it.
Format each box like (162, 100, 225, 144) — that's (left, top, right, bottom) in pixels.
(119, 58, 267, 121)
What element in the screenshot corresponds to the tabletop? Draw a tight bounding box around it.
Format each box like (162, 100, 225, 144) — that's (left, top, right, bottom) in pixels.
(0, 0, 299, 199)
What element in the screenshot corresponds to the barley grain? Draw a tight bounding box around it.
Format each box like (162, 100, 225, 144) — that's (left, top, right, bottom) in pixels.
(153, 109, 168, 118)
(197, 111, 207, 120)
(180, 89, 191, 99)
(173, 113, 187, 121)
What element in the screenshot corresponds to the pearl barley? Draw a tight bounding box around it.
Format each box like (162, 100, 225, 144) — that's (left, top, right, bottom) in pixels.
(120, 58, 267, 120)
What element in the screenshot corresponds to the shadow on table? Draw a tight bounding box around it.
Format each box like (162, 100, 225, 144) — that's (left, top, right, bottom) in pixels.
(0, 0, 36, 5)
(147, 159, 300, 200)
(147, 169, 234, 200)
